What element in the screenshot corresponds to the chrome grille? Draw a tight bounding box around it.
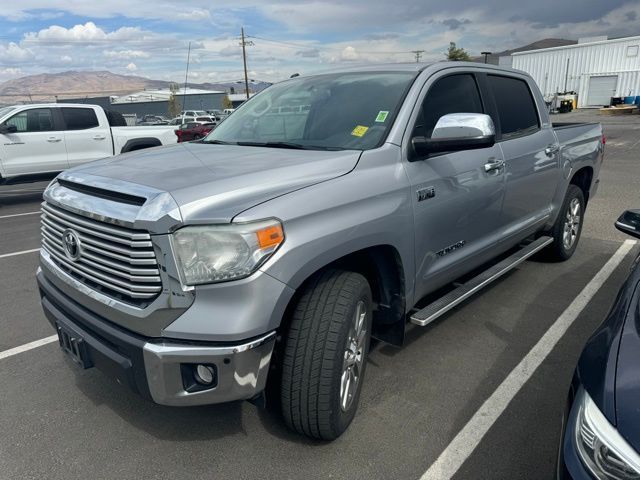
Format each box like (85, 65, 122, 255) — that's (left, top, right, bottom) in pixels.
(40, 201, 162, 304)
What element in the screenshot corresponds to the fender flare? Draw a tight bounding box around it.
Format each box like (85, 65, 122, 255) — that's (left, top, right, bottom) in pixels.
(120, 137, 162, 153)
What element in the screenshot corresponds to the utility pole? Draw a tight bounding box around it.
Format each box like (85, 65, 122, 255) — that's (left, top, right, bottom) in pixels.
(411, 50, 425, 63)
(182, 41, 191, 114)
(239, 28, 254, 100)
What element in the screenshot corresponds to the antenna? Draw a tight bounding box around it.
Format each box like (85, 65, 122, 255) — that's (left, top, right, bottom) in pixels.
(182, 41, 192, 114)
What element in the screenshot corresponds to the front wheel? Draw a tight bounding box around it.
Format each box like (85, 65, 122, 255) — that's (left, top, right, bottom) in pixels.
(280, 269, 372, 440)
(545, 185, 585, 261)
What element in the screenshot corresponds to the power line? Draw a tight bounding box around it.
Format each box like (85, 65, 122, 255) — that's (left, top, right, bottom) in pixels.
(247, 35, 414, 55)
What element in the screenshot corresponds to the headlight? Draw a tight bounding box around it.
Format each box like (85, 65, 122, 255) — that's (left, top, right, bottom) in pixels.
(575, 389, 640, 479)
(170, 219, 284, 285)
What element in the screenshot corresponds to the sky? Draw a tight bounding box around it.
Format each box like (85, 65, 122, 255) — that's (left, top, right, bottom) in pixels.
(0, 0, 639, 85)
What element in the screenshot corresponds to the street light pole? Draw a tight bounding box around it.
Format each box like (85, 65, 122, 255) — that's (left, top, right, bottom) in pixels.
(481, 51, 491, 64)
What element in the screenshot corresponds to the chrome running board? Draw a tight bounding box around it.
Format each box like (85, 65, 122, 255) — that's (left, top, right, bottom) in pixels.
(410, 236, 553, 327)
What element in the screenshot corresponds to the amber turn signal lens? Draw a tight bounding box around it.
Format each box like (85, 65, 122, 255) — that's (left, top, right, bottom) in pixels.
(256, 224, 284, 249)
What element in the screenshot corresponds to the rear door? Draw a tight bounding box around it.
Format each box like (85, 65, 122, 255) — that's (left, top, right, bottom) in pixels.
(0, 107, 68, 177)
(483, 74, 559, 237)
(61, 107, 113, 168)
(403, 71, 507, 300)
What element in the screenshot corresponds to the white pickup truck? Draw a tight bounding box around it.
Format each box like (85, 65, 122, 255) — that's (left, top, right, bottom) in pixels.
(0, 104, 176, 183)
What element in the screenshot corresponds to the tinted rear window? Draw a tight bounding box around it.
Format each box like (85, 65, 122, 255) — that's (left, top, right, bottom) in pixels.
(61, 108, 100, 130)
(488, 76, 539, 138)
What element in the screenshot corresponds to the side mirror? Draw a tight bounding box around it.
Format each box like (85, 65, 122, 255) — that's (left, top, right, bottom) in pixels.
(412, 113, 495, 157)
(615, 210, 640, 240)
(0, 124, 17, 134)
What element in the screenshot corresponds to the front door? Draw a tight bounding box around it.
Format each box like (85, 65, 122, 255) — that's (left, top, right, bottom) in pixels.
(0, 107, 68, 177)
(404, 72, 506, 301)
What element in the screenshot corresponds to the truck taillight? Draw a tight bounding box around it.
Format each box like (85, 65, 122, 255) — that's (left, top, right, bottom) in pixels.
(602, 135, 606, 145)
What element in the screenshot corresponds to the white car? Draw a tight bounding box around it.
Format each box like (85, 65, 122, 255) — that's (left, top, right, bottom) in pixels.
(181, 110, 208, 118)
(0, 104, 177, 182)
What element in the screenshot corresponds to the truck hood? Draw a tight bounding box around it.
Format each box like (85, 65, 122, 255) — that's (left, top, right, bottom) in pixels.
(69, 142, 361, 223)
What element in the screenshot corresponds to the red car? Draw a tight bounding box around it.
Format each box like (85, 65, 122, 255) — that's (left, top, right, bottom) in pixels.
(175, 122, 216, 142)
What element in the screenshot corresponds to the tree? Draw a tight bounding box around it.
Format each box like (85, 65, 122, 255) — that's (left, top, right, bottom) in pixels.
(167, 83, 181, 118)
(446, 42, 471, 61)
(222, 94, 233, 110)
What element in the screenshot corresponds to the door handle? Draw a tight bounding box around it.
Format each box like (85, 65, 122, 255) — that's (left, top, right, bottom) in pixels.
(484, 158, 505, 172)
(545, 144, 560, 156)
(93, 134, 107, 140)
(47, 137, 62, 143)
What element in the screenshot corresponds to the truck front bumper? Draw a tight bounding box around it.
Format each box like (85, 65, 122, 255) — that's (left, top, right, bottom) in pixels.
(37, 268, 275, 406)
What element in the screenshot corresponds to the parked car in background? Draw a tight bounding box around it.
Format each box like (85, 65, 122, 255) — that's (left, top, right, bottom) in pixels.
(137, 115, 169, 125)
(169, 115, 216, 125)
(169, 117, 190, 125)
(36, 63, 603, 441)
(207, 109, 223, 117)
(195, 116, 217, 124)
(557, 211, 640, 479)
(223, 108, 235, 114)
(175, 122, 216, 142)
(0, 104, 176, 183)
(182, 110, 208, 118)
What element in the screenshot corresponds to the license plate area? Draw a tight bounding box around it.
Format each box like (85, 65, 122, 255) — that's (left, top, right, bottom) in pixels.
(56, 323, 93, 369)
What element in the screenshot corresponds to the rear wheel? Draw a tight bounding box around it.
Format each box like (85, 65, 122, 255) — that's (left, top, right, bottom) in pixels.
(280, 269, 372, 440)
(545, 184, 585, 261)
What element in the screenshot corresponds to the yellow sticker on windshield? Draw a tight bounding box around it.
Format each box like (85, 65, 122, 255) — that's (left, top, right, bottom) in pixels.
(351, 125, 369, 137)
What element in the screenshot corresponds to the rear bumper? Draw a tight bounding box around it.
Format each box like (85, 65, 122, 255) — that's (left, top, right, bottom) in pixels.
(37, 268, 275, 406)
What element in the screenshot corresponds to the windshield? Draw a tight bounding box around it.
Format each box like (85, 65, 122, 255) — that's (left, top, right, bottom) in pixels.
(204, 72, 416, 150)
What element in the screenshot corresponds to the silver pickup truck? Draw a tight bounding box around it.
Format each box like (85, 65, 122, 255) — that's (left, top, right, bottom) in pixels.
(37, 62, 603, 440)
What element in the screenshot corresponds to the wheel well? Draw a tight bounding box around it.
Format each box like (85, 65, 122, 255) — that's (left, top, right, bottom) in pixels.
(570, 167, 593, 205)
(285, 246, 407, 346)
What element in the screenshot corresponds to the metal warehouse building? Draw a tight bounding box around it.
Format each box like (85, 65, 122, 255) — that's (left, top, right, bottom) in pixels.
(505, 35, 640, 108)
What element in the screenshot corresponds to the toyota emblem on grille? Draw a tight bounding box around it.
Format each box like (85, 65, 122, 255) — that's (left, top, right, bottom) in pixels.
(62, 229, 82, 261)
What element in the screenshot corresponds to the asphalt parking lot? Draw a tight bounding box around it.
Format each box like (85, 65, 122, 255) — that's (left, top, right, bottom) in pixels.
(1, 110, 639, 480)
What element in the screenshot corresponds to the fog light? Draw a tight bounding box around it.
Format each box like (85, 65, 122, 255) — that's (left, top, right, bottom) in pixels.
(195, 364, 215, 385)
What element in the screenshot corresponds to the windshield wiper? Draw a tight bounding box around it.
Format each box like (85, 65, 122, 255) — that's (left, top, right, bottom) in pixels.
(235, 141, 311, 150)
(201, 139, 235, 145)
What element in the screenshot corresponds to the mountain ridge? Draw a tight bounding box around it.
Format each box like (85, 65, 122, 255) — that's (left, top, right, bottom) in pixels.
(0, 70, 269, 105)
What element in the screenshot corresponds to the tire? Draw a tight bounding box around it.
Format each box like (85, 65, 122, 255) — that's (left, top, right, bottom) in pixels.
(281, 269, 373, 440)
(545, 184, 585, 261)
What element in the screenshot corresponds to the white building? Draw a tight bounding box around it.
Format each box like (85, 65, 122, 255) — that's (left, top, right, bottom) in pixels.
(110, 87, 224, 104)
(507, 35, 640, 107)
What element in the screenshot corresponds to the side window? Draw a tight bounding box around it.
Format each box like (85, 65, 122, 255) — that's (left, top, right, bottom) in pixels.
(414, 74, 483, 138)
(5, 108, 55, 132)
(487, 76, 539, 138)
(61, 108, 99, 130)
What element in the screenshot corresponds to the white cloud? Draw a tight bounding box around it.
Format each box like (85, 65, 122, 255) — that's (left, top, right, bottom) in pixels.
(103, 49, 150, 59)
(0, 42, 34, 63)
(23, 22, 150, 44)
(125, 62, 137, 71)
(177, 8, 211, 21)
(60, 55, 72, 63)
(340, 46, 358, 61)
(0, 67, 23, 76)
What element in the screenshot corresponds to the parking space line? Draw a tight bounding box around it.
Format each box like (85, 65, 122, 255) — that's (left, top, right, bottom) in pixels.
(0, 335, 58, 361)
(0, 211, 40, 219)
(0, 248, 40, 259)
(420, 239, 637, 480)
